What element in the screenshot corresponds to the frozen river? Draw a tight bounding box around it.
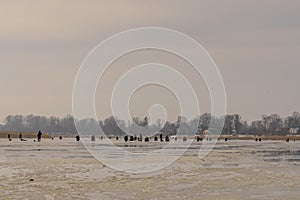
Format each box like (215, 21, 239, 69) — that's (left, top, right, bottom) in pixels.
(0, 138, 300, 199)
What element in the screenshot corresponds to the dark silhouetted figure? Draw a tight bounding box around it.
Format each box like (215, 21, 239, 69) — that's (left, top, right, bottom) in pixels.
(124, 135, 128, 142)
(129, 136, 134, 141)
(286, 137, 289, 142)
(76, 135, 80, 141)
(197, 136, 200, 142)
(154, 136, 158, 141)
(19, 133, 23, 141)
(145, 137, 149, 142)
(259, 138, 262, 142)
(59, 136, 63, 140)
(225, 138, 228, 142)
(165, 135, 169, 142)
(91, 135, 95, 142)
(160, 133, 163, 142)
(8, 134, 11, 141)
(255, 138, 258, 142)
(134, 135, 137, 141)
(116, 136, 119, 141)
(100, 136, 103, 140)
(183, 136, 187, 142)
(174, 137, 177, 141)
(37, 131, 42, 142)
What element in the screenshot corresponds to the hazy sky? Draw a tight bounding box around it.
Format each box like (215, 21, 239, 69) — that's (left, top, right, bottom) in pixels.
(0, 0, 299, 122)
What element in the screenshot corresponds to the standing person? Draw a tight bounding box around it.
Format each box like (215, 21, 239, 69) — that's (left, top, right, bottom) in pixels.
(8, 134, 11, 141)
(91, 135, 95, 142)
(19, 133, 23, 141)
(37, 130, 42, 142)
(160, 133, 163, 142)
(76, 135, 80, 141)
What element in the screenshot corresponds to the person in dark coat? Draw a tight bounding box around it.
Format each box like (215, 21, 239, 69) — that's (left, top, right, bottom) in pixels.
(160, 133, 163, 142)
(165, 135, 169, 142)
(124, 135, 128, 142)
(19, 133, 23, 141)
(76, 135, 80, 141)
(37, 131, 42, 142)
(8, 134, 11, 141)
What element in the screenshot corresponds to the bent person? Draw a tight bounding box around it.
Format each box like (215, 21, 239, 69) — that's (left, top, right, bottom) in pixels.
(165, 135, 170, 142)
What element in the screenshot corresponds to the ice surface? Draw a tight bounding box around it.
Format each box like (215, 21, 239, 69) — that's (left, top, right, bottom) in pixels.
(0, 138, 299, 199)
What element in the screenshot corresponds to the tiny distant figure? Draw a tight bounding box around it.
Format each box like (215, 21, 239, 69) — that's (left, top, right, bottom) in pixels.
(255, 138, 258, 142)
(19, 132, 26, 141)
(100, 136, 103, 140)
(129, 136, 134, 141)
(183, 136, 187, 142)
(154, 136, 158, 141)
(196, 136, 200, 142)
(286, 137, 289, 142)
(19, 133, 23, 141)
(259, 138, 262, 142)
(76, 135, 80, 141)
(59, 136, 63, 140)
(144, 137, 149, 142)
(138, 134, 142, 142)
(134, 135, 137, 141)
(174, 136, 177, 141)
(165, 135, 169, 142)
(37, 131, 42, 142)
(116, 136, 119, 141)
(8, 134, 11, 141)
(91, 135, 95, 142)
(225, 138, 228, 142)
(124, 135, 128, 142)
(160, 133, 163, 142)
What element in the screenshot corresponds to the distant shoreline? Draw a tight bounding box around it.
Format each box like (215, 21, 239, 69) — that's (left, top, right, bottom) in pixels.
(1, 131, 299, 141)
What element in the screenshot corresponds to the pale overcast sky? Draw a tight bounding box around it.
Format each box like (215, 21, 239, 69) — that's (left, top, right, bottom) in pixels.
(0, 0, 299, 122)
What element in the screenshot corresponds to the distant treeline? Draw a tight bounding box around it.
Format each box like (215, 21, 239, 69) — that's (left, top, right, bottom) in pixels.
(0, 112, 300, 136)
